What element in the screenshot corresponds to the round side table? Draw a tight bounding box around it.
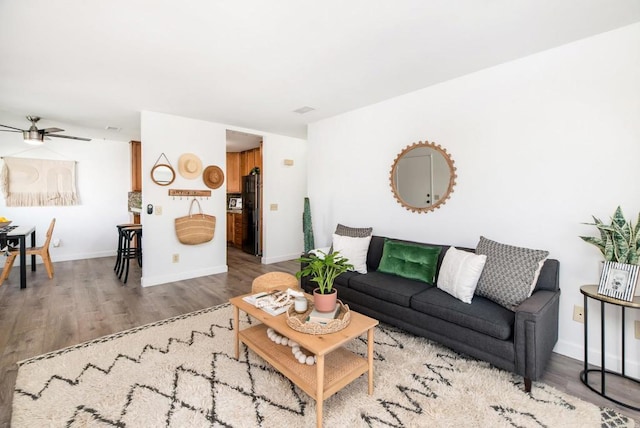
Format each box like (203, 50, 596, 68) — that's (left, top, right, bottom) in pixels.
(580, 284, 640, 411)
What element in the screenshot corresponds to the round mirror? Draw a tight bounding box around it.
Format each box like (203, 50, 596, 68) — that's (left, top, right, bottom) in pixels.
(390, 140, 457, 213)
(151, 164, 176, 186)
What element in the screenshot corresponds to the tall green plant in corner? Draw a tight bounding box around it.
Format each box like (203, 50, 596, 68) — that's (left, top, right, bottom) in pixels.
(580, 206, 640, 265)
(303, 197, 315, 253)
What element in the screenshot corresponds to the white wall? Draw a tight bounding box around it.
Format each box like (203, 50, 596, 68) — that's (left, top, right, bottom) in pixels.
(141, 111, 228, 286)
(141, 112, 308, 286)
(261, 133, 308, 263)
(307, 24, 640, 375)
(0, 114, 130, 266)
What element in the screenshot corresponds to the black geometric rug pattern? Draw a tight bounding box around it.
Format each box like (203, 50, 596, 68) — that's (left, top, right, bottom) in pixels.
(12, 303, 634, 427)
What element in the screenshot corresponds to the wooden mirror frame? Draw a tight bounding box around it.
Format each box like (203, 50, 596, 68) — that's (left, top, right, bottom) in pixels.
(389, 140, 457, 213)
(151, 164, 176, 186)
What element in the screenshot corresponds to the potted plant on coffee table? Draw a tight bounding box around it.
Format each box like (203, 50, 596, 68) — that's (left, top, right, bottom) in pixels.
(296, 250, 353, 312)
(580, 206, 640, 300)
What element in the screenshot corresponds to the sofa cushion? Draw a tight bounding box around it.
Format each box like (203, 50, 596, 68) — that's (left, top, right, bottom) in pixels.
(377, 239, 441, 284)
(349, 271, 434, 307)
(334, 271, 359, 288)
(437, 246, 487, 304)
(474, 236, 549, 310)
(332, 233, 372, 274)
(411, 287, 515, 340)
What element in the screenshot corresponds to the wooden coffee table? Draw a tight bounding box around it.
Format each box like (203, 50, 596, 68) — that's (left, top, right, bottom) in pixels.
(229, 294, 379, 428)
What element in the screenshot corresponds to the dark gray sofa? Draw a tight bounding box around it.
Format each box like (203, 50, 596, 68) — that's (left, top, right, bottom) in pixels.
(300, 235, 560, 392)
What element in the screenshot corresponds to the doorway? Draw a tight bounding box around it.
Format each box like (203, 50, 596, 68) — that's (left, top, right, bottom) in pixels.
(225, 130, 263, 269)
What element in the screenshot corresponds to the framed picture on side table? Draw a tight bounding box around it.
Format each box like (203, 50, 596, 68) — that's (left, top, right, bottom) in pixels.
(598, 261, 639, 302)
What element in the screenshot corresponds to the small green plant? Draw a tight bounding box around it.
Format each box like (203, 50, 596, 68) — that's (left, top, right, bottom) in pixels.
(580, 206, 640, 265)
(296, 250, 353, 294)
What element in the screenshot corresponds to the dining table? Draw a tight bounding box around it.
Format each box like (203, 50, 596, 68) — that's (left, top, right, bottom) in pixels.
(2, 224, 36, 289)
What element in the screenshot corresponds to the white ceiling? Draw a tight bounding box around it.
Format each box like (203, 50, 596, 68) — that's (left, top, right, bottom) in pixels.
(0, 0, 638, 142)
(226, 129, 262, 152)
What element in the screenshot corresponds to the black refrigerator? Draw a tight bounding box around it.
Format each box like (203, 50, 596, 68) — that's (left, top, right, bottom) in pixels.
(242, 175, 261, 256)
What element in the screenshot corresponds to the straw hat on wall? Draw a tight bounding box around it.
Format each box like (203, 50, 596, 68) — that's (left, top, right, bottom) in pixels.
(178, 153, 203, 179)
(203, 165, 224, 189)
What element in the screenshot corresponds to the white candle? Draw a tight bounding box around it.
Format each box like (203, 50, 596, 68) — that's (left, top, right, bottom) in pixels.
(294, 297, 308, 313)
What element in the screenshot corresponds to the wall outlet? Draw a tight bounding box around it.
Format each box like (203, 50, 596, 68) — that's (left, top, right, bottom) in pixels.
(270, 203, 278, 211)
(573, 305, 584, 323)
(155, 206, 163, 215)
(172, 253, 179, 263)
(635, 320, 640, 339)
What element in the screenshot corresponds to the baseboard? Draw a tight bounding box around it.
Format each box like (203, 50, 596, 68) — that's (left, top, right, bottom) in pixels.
(261, 252, 300, 264)
(554, 338, 640, 378)
(11, 250, 116, 266)
(141, 265, 228, 287)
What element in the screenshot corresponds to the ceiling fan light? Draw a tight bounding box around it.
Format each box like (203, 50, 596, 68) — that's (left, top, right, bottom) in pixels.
(22, 130, 44, 145)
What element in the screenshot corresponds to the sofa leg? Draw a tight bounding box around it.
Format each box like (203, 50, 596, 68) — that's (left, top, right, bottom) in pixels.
(524, 377, 532, 392)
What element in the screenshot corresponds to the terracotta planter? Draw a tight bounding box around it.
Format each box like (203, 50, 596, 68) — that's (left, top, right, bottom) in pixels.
(313, 288, 337, 313)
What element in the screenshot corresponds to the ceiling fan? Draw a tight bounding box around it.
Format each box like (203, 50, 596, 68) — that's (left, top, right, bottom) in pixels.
(0, 116, 91, 145)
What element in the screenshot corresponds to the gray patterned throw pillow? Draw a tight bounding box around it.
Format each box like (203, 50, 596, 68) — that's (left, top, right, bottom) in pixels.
(474, 236, 549, 310)
(335, 223, 373, 238)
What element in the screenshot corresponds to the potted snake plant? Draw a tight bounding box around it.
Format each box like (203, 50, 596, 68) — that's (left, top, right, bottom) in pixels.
(580, 206, 640, 264)
(580, 206, 640, 300)
(296, 250, 353, 312)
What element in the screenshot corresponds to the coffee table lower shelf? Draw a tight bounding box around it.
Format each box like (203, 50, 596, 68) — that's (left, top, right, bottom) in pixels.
(239, 323, 369, 400)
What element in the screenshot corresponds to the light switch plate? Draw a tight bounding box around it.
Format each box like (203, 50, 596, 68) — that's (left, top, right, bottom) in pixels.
(156, 206, 162, 215)
(270, 204, 278, 211)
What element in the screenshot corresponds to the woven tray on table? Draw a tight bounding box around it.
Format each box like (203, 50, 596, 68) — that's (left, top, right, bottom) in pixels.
(286, 299, 351, 334)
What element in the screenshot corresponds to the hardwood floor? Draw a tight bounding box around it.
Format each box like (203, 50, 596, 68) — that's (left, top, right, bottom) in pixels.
(0, 246, 638, 426)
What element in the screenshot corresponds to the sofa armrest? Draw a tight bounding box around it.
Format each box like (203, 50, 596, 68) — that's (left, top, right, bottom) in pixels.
(514, 289, 560, 381)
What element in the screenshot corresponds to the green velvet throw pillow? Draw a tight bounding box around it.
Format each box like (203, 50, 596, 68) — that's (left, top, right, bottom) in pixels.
(377, 239, 441, 284)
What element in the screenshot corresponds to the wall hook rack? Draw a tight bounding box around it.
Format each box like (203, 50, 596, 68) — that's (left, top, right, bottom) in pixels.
(169, 189, 212, 200)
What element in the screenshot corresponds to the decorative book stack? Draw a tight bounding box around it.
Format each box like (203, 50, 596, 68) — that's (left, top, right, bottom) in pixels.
(306, 305, 341, 325)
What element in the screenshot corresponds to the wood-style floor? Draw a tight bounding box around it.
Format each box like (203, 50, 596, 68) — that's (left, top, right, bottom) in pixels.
(0, 246, 638, 426)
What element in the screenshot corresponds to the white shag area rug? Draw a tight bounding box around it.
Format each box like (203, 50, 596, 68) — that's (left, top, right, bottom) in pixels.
(12, 303, 634, 427)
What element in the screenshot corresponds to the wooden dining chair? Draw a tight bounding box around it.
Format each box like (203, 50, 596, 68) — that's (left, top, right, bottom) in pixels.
(0, 218, 56, 285)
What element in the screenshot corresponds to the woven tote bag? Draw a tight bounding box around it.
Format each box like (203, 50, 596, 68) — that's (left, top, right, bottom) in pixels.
(174, 199, 216, 245)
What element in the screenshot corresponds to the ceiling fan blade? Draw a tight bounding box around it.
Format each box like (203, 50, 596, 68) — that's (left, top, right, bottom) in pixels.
(42, 127, 64, 134)
(0, 129, 21, 133)
(48, 134, 91, 142)
(0, 124, 25, 132)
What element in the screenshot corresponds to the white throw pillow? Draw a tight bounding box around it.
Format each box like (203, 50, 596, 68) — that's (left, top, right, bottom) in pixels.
(332, 233, 372, 274)
(437, 247, 487, 304)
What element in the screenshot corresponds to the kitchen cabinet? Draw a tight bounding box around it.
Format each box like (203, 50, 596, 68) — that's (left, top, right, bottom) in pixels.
(226, 152, 241, 193)
(130, 141, 141, 192)
(227, 213, 233, 244)
(240, 150, 251, 176)
(254, 145, 262, 176)
(130, 140, 141, 225)
(227, 212, 243, 248)
(233, 213, 243, 247)
(229, 146, 261, 192)
(240, 147, 261, 177)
